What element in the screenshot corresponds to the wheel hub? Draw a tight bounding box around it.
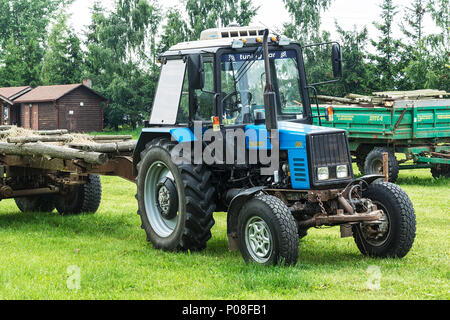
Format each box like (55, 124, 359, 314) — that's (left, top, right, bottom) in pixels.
(245, 217, 273, 263)
(156, 178, 178, 220)
(361, 203, 390, 246)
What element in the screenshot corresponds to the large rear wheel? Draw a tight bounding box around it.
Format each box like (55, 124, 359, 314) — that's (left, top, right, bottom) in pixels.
(136, 138, 216, 252)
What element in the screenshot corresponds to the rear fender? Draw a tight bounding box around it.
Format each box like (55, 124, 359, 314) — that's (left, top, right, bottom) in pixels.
(132, 127, 195, 176)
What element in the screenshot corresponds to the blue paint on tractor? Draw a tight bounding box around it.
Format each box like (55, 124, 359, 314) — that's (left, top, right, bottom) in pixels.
(140, 127, 197, 143)
(245, 121, 343, 189)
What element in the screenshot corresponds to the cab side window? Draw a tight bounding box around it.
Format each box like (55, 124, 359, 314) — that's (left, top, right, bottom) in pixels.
(177, 72, 189, 123)
(176, 58, 215, 123)
(194, 61, 215, 121)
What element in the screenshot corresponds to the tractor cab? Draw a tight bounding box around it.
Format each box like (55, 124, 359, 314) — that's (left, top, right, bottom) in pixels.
(149, 25, 342, 129)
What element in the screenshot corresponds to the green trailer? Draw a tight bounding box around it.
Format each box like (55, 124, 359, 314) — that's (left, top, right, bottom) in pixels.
(309, 93, 450, 182)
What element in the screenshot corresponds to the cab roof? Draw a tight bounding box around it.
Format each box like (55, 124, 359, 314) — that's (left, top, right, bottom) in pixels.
(164, 26, 292, 57)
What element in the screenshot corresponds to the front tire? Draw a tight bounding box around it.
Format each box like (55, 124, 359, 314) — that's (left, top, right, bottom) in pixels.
(352, 182, 416, 258)
(237, 195, 298, 266)
(136, 138, 216, 252)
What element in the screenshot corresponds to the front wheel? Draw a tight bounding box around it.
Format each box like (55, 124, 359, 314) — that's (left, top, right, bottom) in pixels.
(237, 195, 298, 266)
(353, 182, 416, 258)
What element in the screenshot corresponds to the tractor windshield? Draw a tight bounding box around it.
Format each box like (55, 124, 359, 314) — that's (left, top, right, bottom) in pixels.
(221, 49, 303, 125)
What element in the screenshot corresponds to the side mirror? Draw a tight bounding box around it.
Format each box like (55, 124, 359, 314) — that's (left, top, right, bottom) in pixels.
(331, 43, 343, 78)
(187, 54, 205, 90)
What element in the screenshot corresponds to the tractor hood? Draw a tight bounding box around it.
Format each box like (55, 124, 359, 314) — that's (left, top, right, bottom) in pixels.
(245, 121, 346, 150)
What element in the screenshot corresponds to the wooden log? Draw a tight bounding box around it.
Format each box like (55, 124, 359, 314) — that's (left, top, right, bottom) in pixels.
(317, 95, 359, 104)
(0, 142, 108, 164)
(91, 135, 133, 141)
(68, 140, 137, 153)
(7, 135, 73, 143)
(34, 129, 69, 135)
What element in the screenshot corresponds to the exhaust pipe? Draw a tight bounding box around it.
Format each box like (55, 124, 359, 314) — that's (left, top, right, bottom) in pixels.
(262, 29, 278, 132)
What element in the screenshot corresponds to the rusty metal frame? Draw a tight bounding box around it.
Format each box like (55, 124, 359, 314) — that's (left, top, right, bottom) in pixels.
(0, 154, 136, 199)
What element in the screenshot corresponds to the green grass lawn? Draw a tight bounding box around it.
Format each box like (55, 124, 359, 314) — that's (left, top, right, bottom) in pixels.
(0, 165, 448, 300)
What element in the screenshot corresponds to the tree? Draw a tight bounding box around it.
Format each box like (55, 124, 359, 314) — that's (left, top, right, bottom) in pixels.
(282, 0, 333, 44)
(158, 8, 191, 53)
(185, 0, 257, 40)
(370, 0, 402, 91)
(399, 0, 449, 91)
(0, 0, 71, 86)
(428, 0, 449, 49)
(41, 15, 84, 85)
(335, 25, 375, 96)
(84, 0, 162, 130)
(401, 0, 428, 46)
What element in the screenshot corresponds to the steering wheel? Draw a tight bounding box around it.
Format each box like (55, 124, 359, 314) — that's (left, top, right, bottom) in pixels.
(222, 91, 241, 114)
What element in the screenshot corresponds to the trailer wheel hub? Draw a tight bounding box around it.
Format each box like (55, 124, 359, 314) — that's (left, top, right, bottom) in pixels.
(156, 178, 178, 220)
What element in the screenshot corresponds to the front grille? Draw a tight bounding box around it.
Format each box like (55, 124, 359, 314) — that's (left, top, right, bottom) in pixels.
(308, 131, 353, 187)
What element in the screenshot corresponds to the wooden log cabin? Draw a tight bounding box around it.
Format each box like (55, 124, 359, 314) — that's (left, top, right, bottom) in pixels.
(12, 83, 108, 132)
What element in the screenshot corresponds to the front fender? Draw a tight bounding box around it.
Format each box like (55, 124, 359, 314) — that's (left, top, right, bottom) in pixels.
(226, 186, 266, 251)
(358, 174, 385, 185)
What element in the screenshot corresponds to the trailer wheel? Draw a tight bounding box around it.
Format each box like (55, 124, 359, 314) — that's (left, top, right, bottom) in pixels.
(15, 196, 55, 213)
(364, 147, 399, 182)
(55, 175, 102, 215)
(237, 195, 298, 266)
(355, 145, 372, 174)
(431, 164, 449, 179)
(352, 182, 416, 258)
(136, 138, 216, 252)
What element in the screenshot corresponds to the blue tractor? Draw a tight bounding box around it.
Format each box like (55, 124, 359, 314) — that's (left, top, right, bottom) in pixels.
(133, 26, 416, 266)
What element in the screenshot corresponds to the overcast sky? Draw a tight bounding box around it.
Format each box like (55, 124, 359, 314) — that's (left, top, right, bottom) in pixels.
(69, 0, 440, 42)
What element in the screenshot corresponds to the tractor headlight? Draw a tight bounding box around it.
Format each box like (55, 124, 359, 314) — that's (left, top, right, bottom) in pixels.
(317, 167, 329, 181)
(336, 165, 348, 178)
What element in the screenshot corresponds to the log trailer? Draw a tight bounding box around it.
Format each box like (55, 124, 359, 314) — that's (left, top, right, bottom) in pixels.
(0, 26, 417, 266)
(0, 128, 135, 214)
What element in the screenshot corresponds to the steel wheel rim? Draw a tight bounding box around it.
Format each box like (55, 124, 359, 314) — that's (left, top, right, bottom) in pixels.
(361, 201, 391, 246)
(144, 161, 178, 237)
(245, 216, 273, 263)
(370, 159, 384, 175)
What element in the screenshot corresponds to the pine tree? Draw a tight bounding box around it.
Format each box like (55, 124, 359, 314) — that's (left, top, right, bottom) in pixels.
(370, 0, 402, 91)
